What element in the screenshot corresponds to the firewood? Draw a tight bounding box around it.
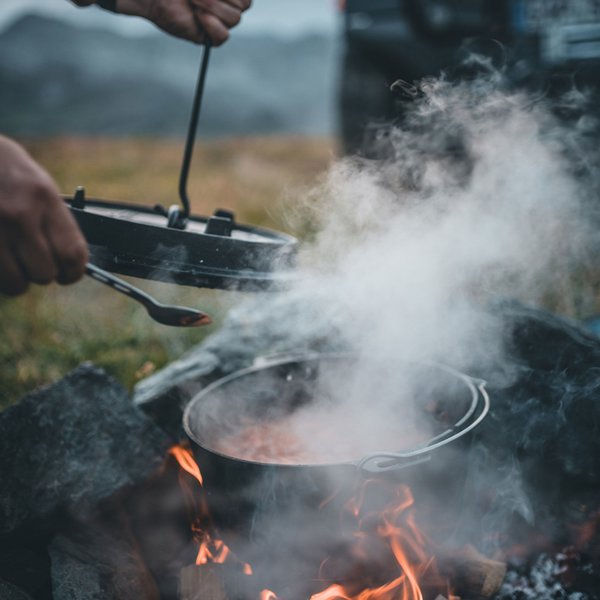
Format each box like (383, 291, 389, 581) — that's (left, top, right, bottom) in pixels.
(440, 545, 506, 600)
(180, 564, 254, 600)
(180, 564, 229, 600)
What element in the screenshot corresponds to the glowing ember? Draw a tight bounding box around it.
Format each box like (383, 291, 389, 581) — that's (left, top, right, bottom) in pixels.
(194, 533, 230, 565)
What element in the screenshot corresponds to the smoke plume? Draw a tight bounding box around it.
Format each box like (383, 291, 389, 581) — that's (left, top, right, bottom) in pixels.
(291, 71, 596, 371)
(185, 68, 600, 596)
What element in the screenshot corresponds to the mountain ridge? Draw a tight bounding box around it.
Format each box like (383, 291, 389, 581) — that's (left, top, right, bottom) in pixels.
(0, 13, 339, 137)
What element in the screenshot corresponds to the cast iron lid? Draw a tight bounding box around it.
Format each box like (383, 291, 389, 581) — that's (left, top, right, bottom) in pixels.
(64, 41, 297, 291)
(65, 190, 296, 291)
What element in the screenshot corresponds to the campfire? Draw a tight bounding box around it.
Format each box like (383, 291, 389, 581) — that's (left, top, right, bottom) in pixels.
(167, 437, 600, 600)
(170, 444, 507, 600)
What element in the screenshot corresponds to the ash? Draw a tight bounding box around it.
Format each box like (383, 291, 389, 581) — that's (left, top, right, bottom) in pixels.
(498, 552, 599, 600)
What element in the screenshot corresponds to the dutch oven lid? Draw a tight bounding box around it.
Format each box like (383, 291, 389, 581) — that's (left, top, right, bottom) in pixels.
(65, 41, 297, 291)
(65, 192, 296, 291)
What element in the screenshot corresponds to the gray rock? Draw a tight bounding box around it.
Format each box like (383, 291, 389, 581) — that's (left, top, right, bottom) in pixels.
(449, 301, 600, 554)
(50, 536, 105, 600)
(0, 364, 171, 535)
(484, 301, 600, 485)
(132, 348, 221, 438)
(0, 580, 33, 600)
(50, 509, 160, 600)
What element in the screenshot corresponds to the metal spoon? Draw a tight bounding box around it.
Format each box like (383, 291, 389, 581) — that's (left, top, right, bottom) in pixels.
(85, 263, 212, 327)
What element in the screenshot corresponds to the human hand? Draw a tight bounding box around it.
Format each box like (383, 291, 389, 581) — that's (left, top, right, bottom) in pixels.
(0, 136, 88, 296)
(71, 0, 252, 46)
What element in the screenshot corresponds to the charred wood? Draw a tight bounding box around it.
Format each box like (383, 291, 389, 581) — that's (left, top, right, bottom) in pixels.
(179, 564, 255, 600)
(440, 545, 506, 600)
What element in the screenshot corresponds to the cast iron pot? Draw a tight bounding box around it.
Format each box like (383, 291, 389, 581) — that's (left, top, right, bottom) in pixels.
(183, 353, 489, 552)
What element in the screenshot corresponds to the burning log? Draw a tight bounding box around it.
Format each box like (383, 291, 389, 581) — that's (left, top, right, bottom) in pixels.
(180, 564, 229, 600)
(440, 545, 507, 600)
(180, 564, 256, 600)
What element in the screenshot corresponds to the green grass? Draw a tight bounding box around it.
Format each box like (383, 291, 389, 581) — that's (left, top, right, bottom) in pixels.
(0, 136, 335, 407)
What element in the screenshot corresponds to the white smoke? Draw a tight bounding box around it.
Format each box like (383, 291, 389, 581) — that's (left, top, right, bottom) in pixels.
(183, 71, 600, 595)
(198, 71, 600, 468)
(191, 71, 600, 467)
(287, 73, 595, 375)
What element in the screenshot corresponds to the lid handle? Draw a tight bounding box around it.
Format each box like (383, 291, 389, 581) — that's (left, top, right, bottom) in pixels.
(169, 40, 213, 229)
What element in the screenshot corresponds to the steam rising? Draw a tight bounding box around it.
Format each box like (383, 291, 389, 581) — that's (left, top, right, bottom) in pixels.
(201, 71, 596, 467)
(292, 74, 594, 373)
(185, 68, 600, 592)
(190, 69, 600, 468)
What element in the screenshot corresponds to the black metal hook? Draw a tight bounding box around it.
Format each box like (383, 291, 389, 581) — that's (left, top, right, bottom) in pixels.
(169, 39, 213, 229)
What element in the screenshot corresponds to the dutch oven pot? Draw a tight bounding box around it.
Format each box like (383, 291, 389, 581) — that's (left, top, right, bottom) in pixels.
(183, 353, 490, 554)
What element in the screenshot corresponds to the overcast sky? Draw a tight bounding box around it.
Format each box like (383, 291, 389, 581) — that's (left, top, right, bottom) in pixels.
(0, 0, 338, 36)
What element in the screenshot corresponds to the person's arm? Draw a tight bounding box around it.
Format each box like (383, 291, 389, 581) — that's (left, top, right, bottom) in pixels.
(0, 136, 88, 296)
(70, 0, 252, 46)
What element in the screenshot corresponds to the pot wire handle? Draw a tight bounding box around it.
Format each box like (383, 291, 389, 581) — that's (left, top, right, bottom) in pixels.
(169, 39, 212, 229)
(358, 379, 490, 475)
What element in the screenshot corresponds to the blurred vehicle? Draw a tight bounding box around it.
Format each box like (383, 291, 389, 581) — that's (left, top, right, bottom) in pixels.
(339, 0, 600, 153)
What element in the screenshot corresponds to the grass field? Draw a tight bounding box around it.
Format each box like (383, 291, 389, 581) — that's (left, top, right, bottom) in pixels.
(0, 136, 335, 407)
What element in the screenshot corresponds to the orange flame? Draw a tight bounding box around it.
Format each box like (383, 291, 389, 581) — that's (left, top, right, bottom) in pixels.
(168, 446, 203, 486)
(168, 445, 253, 577)
(169, 446, 451, 598)
(193, 531, 253, 574)
(310, 584, 352, 599)
(310, 484, 443, 600)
